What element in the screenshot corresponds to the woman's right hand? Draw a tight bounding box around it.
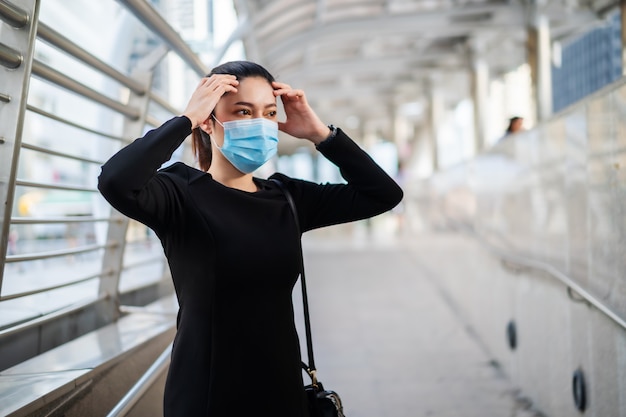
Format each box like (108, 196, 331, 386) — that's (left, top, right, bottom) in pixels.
(182, 75, 239, 129)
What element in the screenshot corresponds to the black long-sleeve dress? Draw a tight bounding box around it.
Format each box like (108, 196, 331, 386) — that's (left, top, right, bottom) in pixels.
(97, 116, 403, 416)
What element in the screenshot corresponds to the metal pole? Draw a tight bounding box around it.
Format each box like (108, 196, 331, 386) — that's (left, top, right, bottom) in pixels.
(106, 344, 172, 417)
(428, 83, 441, 173)
(31, 60, 141, 119)
(0, 0, 29, 28)
(36, 22, 147, 95)
(0, 42, 22, 69)
(97, 45, 169, 322)
(621, 0, 626, 75)
(97, 70, 154, 324)
(471, 55, 489, 154)
(0, 0, 40, 294)
(527, 3, 552, 122)
(115, 0, 208, 76)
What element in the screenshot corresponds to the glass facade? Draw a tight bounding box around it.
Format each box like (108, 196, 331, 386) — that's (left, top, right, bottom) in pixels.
(552, 12, 622, 113)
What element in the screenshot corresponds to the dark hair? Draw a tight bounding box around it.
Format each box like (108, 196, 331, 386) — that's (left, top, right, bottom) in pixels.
(506, 116, 523, 133)
(191, 61, 276, 171)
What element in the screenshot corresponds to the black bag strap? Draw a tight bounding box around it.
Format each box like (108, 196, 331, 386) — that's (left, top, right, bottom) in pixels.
(271, 179, 318, 381)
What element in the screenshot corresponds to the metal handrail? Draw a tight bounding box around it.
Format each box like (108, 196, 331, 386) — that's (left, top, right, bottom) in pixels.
(15, 179, 98, 193)
(116, 0, 207, 76)
(149, 91, 181, 118)
(21, 142, 105, 165)
(2, 0, 186, 297)
(0, 0, 29, 28)
(12, 216, 115, 224)
(145, 114, 161, 128)
(37, 22, 148, 96)
(31, 60, 141, 120)
(0, 271, 109, 301)
(0, 294, 108, 338)
(123, 256, 164, 271)
(0, 0, 199, 371)
(5, 242, 115, 263)
(0, 42, 23, 69)
(27, 105, 128, 141)
(472, 229, 626, 331)
(106, 343, 173, 417)
(119, 305, 177, 315)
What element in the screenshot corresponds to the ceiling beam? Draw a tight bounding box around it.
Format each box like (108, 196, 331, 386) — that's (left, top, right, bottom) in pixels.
(259, 4, 527, 59)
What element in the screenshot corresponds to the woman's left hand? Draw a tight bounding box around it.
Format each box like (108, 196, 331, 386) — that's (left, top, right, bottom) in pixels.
(272, 81, 331, 145)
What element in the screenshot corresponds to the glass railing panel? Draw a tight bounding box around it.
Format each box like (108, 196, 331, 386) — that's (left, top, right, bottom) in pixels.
(413, 79, 626, 323)
(585, 85, 626, 311)
(563, 106, 589, 285)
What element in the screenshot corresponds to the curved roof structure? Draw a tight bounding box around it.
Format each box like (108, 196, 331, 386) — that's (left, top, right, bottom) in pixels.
(214, 0, 619, 151)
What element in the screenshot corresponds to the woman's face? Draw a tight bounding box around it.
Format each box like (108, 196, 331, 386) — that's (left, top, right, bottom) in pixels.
(210, 76, 277, 146)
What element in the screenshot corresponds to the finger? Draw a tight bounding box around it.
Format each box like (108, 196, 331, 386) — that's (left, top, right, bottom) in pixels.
(285, 89, 304, 98)
(272, 81, 292, 96)
(207, 74, 238, 87)
(272, 81, 291, 90)
(201, 74, 234, 88)
(273, 88, 290, 97)
(207, 78, 239, 96)
(276, 85, 305, 100)
(218, 83, 238, 95)
(208, 74, 237, 81)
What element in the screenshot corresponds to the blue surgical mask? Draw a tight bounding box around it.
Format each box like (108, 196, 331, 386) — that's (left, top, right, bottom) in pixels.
(212, 116, 279, 174)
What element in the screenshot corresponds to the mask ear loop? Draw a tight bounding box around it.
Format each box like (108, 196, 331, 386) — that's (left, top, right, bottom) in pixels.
(197, 114, 221, 147)
(211, 115, 226, 151)
(212, 114, 224, 128)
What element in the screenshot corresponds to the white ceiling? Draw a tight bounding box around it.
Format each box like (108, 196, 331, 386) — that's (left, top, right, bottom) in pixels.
(215, 0, 619, 149)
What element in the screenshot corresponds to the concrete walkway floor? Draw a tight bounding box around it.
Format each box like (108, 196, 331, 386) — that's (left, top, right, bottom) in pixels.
(295, 234, 543, 417)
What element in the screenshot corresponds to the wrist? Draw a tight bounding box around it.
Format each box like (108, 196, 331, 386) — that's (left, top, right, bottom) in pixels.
(310, 125, 333, 145)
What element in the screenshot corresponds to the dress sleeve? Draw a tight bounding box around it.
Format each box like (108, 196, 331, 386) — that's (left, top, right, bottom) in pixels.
(97, 116, 192, 235)
(272, 128, 403, 232)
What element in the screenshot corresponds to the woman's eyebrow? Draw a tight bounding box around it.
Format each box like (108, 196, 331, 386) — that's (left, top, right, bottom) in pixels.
(233, 101, 277, 108)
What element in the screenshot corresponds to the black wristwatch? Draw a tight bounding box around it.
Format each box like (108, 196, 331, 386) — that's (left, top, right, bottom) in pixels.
(325, 124, 337, 141)
(316, 125, 338, 149)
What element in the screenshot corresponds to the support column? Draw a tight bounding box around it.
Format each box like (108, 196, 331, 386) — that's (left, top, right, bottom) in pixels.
(621, 0, 626, 75)
(427, 83, 442, 173)
(527, 2, 552, 122)
(391, 103, 410, 168)
(471, 56, 489, 154)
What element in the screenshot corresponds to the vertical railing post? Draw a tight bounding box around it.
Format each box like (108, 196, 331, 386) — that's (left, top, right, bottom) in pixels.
(96, 70, 154, 323)
(427, 79, 442, 173)
(470, 45, 489, 155)
(621, 0, 626, 76)
(0, 0, 41, 293)
(527, 0, 553, 122)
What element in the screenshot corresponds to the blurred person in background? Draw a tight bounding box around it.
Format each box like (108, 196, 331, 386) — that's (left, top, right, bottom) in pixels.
(504, 116, 524, 136)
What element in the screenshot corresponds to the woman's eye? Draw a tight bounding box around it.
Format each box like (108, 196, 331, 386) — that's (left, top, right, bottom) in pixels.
(237, 109, 251, 116)
(267, 111, 277, 117)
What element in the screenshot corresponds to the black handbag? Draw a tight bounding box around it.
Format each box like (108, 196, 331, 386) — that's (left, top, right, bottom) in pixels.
(272, 179, 346, 417)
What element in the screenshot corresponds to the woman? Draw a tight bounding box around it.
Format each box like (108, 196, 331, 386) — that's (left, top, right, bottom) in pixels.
(98, 61, 403, 416)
